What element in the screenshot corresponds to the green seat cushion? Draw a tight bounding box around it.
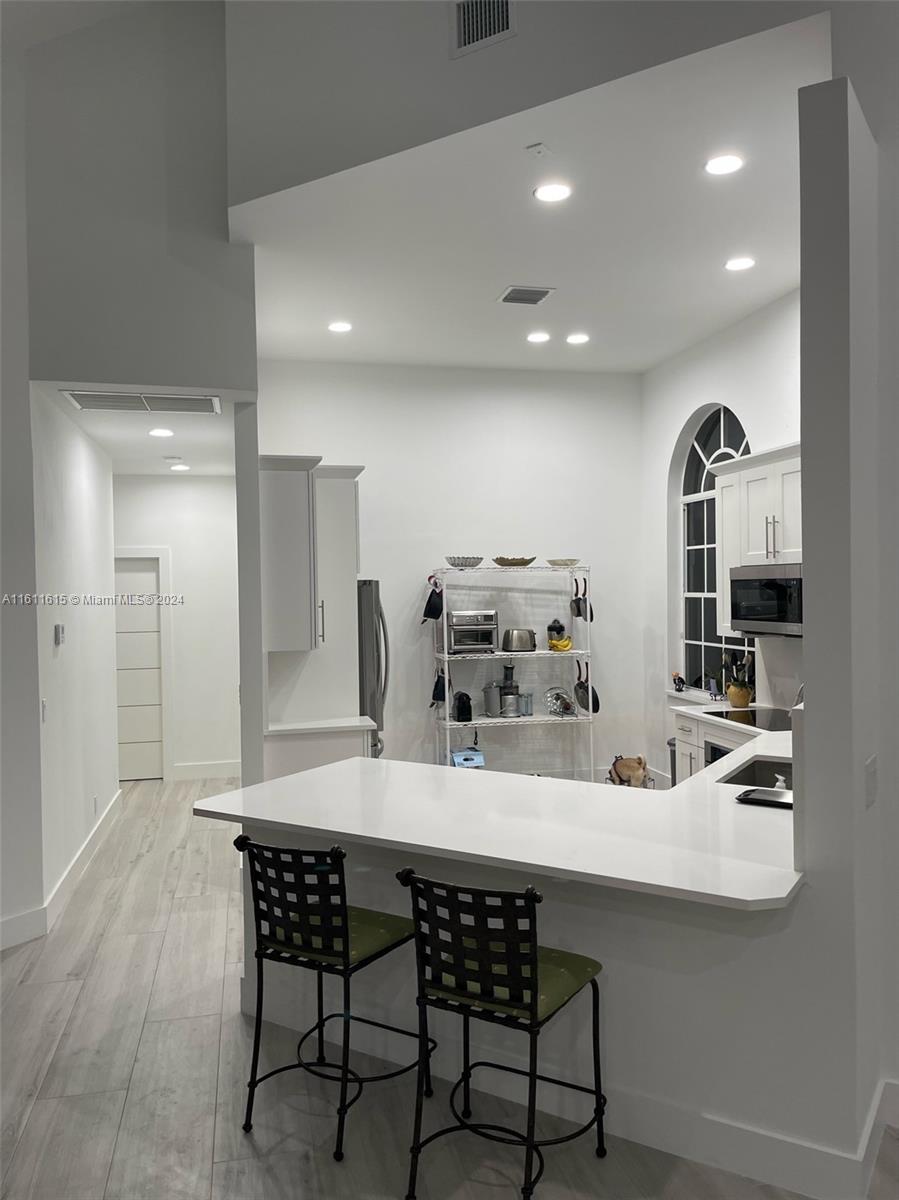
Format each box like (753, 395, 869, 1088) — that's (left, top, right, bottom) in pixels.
(426, 944, 601, 1023)
(260, 905, 413, 966)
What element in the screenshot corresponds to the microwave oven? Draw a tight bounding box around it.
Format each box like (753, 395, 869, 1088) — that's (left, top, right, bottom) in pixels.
(730, 565, 802, 637)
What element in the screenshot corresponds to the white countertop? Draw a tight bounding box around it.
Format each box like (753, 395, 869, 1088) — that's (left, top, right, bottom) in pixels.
(670, 701, 784, 737)
(195, 732, 802, 911)
(264, 716, 377, 736)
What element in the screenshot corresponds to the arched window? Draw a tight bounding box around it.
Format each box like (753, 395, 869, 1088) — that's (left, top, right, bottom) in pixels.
(681, 407, 752, 691)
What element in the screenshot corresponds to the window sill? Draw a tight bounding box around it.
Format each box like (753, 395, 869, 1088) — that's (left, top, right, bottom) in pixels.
(665, 687, 728, 705)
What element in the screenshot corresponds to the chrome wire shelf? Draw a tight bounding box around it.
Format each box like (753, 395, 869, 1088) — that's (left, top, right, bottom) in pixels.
(434, 565, 590, 574)
(434, 649, 591, 662)
(437, 714, 593, 730)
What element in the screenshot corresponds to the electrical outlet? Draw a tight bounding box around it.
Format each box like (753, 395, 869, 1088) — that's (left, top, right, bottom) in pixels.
(864, 755, 878, 809)
(41, 698, 47, 723)
(93, 794, 98, 815)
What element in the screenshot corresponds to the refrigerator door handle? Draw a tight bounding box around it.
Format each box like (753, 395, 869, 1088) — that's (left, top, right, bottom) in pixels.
(378, 602, 390, 707)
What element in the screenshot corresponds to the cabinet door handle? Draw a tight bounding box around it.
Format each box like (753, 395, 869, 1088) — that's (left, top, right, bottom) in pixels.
(764, 515, 771, 558)
(318, 600, 326, 643)
(688, 751, 695, 775)
(771, 514, 778, 558)
(677, 722, 692, 734)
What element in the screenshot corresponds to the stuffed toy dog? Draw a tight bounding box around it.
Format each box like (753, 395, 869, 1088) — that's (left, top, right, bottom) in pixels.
(608, 754, 649, 788)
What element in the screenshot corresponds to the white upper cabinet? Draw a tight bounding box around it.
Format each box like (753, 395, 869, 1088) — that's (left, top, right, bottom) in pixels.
(739, 463, 776, 567)
(769, 458, 802, 563)
(259, 456, 322, 652)
(715, 472, 742, 637)
(713, 445, 801, 636)
(260, 461, 365, 727)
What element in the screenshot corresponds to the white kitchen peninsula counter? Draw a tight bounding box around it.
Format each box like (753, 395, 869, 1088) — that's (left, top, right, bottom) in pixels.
(195, 738, 801, 910)
(192, 741, 864, 1199)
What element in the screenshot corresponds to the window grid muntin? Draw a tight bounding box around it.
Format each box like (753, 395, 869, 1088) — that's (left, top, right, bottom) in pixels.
(680, 408, 752, 690)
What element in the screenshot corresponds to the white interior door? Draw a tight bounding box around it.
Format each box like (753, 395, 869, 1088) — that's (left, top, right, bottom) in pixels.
(115, 557, 163, 780)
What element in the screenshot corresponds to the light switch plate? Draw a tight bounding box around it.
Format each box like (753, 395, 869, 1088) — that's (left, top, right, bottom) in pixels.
(54, 623, 65, 646)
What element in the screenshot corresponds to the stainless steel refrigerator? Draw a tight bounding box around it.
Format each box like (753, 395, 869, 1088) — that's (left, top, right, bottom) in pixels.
(357, 580, 389, 758)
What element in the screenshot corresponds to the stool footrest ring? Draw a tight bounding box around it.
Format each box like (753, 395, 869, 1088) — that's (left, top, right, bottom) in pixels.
(413, 1057, 603, 1168)
(249, 1011, 436, 1118)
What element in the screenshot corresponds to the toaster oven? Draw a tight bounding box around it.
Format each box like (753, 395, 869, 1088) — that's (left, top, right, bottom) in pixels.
(439, 610, 498, 655)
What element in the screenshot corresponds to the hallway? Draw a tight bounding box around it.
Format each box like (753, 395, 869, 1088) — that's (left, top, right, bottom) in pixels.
(1, 780, 896, 1200)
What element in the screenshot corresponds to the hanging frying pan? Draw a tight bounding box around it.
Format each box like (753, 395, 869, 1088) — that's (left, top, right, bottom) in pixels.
(580, 577, 594, 622)
(575, 661, 600, 712)
(586, 662, 600, 711)
(421, 574, 443, 623)
(570, 578, 581, 619)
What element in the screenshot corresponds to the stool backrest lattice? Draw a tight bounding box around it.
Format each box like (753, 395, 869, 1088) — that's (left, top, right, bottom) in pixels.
(397, 868, 543, 1024)
(234, 836, 350, 966)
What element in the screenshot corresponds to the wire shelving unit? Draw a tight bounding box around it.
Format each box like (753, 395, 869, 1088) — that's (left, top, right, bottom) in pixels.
(431, 563, 595, 780)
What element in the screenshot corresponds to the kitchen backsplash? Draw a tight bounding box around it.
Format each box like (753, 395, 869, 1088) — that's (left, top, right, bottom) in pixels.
(755, 637, 803, 708)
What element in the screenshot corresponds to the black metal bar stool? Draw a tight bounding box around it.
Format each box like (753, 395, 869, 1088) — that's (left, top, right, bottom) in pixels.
(397, 868, 606, 1199)
(234, 835, 435, 1161)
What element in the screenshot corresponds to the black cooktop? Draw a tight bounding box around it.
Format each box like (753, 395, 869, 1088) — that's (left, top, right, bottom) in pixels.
(708, 708, 792, 732)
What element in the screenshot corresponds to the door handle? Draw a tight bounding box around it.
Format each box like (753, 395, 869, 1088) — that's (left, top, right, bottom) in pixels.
(688, 751, 695, 775)
(318, 600, 326, 643)
(764, 515, 771, 558)
(771, 514, 778, 558)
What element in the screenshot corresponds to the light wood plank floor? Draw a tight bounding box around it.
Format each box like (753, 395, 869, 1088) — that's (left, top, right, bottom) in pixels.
(1, 779, 895, 1200)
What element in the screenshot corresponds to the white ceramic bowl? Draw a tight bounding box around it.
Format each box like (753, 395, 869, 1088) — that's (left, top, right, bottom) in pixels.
(546, 558, 580, 567)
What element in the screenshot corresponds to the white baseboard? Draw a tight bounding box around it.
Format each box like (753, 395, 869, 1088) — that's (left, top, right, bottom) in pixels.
(0, 905, 48, 950)
(1, 787, 123, 950)
(878, 1077, 899, 1126)
(170, 759, 240, 780)
(45, 788, 123, 930)
(239, 967, 893, 1200)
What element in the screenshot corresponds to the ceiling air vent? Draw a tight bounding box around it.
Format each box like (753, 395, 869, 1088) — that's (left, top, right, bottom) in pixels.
(498, 286, 555, 306)
(450, 1, 516, 57)
(142, 395, 220, 415)
(63, 391, 221, 415)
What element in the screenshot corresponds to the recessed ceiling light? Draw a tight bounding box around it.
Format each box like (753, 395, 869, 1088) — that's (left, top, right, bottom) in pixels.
(149, 427, 173, 438)
(328, 320, 352, 333)
(705, 154, 744, 176)
(534, 182, 572, 203)
(566, 332, 590, 345)
(527, 331, 550, 343)
(163, 456, 182, 463)
(170, 463, 190, 472)
(725, 256, 756, 272)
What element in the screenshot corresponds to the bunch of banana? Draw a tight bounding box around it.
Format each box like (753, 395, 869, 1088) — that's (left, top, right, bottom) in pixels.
(548, 636, 573, 652)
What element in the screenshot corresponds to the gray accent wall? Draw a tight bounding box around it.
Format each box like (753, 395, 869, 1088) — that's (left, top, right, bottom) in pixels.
(25, 1, 257, 391)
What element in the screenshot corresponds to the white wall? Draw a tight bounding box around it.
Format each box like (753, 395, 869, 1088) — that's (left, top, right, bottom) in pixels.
(257, 360, 645, 777)
(640, 291, 802, 768)
(30, 387, 119, 903)
(113, 475, 240, 778)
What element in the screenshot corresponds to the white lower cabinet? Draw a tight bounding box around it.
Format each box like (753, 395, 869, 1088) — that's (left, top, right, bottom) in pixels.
(676, 739, 701, 782)
(671, 710, 757, 785)
(263, 719, 375, 781)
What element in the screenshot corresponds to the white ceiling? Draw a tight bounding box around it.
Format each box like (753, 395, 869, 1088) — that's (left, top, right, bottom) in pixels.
(231, 15, 830, 373)
(46, 389, 236, 477)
